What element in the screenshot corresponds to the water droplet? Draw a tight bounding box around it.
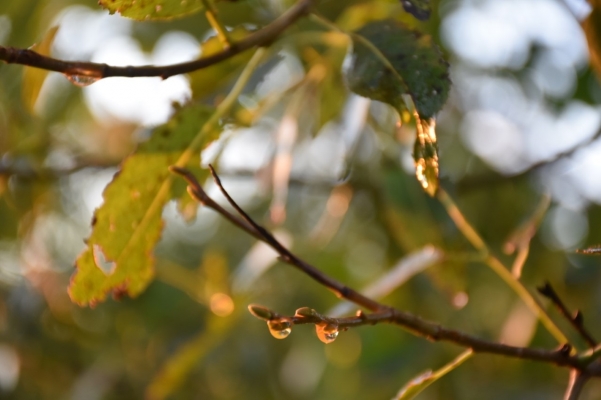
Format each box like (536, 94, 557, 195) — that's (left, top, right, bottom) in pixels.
(316, 323, 339, 344)
(65, 74, 100, 87)
(268, 320, 292, 339)
(413, 116, 439, 197)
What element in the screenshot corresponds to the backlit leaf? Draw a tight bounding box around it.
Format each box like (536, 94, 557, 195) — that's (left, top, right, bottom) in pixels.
(346, 19, 450, 119)
(98, 0, 204, 21)
(69, 104, 215, 306)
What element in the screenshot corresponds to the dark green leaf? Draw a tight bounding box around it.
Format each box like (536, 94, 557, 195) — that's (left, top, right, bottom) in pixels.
(400, 0, 431, 21)
(346, 19, 450, 119)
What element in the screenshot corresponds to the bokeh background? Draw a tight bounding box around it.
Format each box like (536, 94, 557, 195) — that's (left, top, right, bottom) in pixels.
(1, 0, 601, 398)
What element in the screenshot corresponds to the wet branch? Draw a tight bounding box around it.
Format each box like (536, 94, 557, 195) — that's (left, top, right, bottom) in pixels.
(170, 166, 601, 379)
(0, 0, 313, 79)
(248, 304, 589, 369)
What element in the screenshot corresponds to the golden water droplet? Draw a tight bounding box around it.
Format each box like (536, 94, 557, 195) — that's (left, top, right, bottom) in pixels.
(413, 115, 439, 196)
(64, 73, 100, 87)
(316, 323, 339, 344)
(267, 320, 292, 339)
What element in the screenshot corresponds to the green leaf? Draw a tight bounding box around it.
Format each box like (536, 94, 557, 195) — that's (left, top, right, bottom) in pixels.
(68, 104, 215, 307)
(346, 19, 450, 119)
(98, 0, 204, 21)
(22, 26, 59, 113)
(190, 26, 255, 100)
(393, 350, 472, 399)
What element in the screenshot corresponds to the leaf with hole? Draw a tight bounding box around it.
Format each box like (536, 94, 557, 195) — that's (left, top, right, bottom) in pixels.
(69, 104, 215, 306)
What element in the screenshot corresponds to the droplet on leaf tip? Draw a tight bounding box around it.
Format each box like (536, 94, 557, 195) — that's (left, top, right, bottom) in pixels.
(413, 117, 439, 197)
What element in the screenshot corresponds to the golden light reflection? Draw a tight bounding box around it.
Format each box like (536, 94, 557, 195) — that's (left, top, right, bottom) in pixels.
(209, 293, 234, 317)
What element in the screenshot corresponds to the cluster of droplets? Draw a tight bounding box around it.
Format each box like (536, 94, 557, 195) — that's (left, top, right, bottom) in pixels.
(250, 305, 341, 344)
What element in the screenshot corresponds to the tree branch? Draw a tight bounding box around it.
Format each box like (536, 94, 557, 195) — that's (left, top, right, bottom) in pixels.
(0, 0, 313, 80)
(564, 370, 590, 400)
(247, 304, 594, 371)
(457, 127, 601, 193)
(538, 282, 597, 348)
(170, 165, 385, 312)
(170, 166, 601, 377)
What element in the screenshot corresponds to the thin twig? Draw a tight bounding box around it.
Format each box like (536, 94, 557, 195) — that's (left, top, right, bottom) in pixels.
(170, 166, 601, 377)
(437, 188, 569, 345)
(0, 0, 313, 79)
(564, 370, 590, 400)
(538, 282, 597, 348)
(170, 166, 384, 312)
(201, 0, 231, 48)
(457, 128, 601, 193)
(247, 304, 592, 371)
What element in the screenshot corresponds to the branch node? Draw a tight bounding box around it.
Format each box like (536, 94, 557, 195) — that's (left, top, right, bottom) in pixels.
(558, 344, 573, 358)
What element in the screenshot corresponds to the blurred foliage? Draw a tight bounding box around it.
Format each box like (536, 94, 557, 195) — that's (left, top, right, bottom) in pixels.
(0, 0, 601, 399)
